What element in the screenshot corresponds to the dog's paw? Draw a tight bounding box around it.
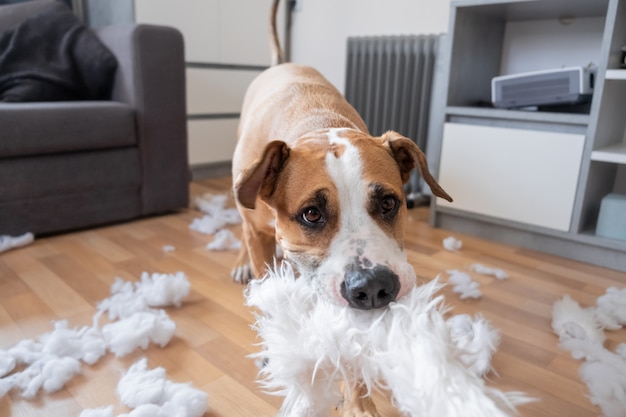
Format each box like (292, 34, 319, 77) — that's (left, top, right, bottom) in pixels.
(338, 396, 381, 417)
(340, 409, 381, 417)
(339, 408, 381, 417)
(231, 264, 254, 284)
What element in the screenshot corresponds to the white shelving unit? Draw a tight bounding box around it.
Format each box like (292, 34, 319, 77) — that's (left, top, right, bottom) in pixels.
(429, 0, 626, 273)
(606, 69, 626, 80)
(592, 143, 626, 164)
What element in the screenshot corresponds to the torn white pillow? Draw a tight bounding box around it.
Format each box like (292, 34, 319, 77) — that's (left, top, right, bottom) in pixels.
(246, 263, 531, 417)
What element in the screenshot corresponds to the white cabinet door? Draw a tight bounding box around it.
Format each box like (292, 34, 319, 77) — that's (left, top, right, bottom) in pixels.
(135, 0, 284, 166)
(437, 123, 585, 232)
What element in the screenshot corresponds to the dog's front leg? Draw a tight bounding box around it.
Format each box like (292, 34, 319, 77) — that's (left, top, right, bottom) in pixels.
(340, 382, 380, 417)
(232, 209, 276, 283)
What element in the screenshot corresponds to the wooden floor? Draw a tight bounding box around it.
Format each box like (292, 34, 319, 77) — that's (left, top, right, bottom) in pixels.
(1, 176, 626, 417)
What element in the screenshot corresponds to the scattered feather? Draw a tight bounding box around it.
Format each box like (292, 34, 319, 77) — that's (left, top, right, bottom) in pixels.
(117, 358, 208, 417)
(0, 272, 190, 399)
(0, 232, 34, 253)
(552, 293, 626, 416)
(207, 228, 242, 251)
(595, 287, 626, 329)
(443, 236, 462, 251)
(447, 269, 482, 299)
(552, 295, 605, 357)
(97, 272, 190, 321)
(102, 311, 176, 357)
(190, 193, 241, 235)
(447, 314, 500, 377)
(469, 264, 509, 280)
(79, 406, 114, 417)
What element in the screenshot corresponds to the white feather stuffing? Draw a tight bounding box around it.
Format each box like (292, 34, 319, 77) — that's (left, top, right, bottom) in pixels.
(447, 269, 482, 299)
(580, 360, 626, 417)
(551, 295, 605, 358)
(552, 293, 626, 416)
(135, 272, 190, 309)
(79, 359, 208, 417)
(447, 314, 500, 377)
(206, 228, 242, 251)
(190, 193, 241, 235)
(0, 232, 34, 253)
(469, 264, 509, 280)
(116, 358, 208, 417)
(40, 320, 107, 364)
(102, 310, 176, 357)
(0, 272, 190, 399)
(79, 406, 115, 417)
(443, 236, 462, 251)
(595, 287, 626, 330)
(246, 263, 531, 417)
(0, 351, 16, 378)
(561, 338, 626, 417)
(97, 272, 190, 321)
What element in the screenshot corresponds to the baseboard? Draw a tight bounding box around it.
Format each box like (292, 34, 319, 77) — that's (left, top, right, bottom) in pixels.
(434, 210, 626, 274)
(190, 161, 232, 181)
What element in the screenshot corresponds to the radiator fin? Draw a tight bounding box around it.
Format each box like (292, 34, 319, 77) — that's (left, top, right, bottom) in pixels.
(345, 34, 442, 203)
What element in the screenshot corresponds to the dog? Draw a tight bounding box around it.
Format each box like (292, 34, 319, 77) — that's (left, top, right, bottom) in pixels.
(232, 0, 452, 415)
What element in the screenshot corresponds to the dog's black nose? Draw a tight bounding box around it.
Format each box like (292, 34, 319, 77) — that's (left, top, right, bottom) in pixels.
(340, 263, 400, 310)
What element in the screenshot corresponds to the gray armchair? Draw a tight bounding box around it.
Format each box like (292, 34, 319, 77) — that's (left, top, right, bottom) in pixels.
(0, 0, 190, 236)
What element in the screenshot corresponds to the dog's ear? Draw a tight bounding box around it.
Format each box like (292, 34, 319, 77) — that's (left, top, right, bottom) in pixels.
(234, 140, 290, 209)
(382, 131, 453, 202)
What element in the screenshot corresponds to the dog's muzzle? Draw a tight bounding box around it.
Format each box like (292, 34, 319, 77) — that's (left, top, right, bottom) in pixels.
(340, 262, 400, 310)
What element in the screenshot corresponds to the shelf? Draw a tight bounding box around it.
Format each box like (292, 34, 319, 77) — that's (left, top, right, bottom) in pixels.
(452, 0, 610, 21)
(606, 69, 626, 80)
(591, 143, 626, 164)
(446, 106, 589, 126)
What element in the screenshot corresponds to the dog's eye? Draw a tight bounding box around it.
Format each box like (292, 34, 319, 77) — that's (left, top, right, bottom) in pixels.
(380, 196, 398, 215)
(302, 207, 323, 224)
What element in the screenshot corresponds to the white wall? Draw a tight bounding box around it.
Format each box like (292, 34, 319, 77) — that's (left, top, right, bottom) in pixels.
(133, 0, 452, 166)
(135, 0, 282, 166)
(290, 0, 452, 93)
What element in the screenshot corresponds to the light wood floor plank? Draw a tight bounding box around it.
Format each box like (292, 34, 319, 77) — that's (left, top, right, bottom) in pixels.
(1, 176, 625, 417)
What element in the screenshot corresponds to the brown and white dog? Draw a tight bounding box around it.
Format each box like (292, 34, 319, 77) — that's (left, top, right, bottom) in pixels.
(232, 0, 452, 415)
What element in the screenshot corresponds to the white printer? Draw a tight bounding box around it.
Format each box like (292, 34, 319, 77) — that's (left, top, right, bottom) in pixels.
(491, 66, 595, 109)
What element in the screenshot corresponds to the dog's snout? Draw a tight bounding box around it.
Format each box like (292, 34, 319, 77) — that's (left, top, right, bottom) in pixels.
(341, 264, 400, 310)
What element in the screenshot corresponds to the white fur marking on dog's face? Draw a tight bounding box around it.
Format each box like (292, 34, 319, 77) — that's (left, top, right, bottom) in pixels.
(311, 129, 416, 306)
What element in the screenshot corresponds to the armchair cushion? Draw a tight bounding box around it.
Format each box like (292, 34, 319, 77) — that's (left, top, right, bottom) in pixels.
(0, 0, 118, 102)
(0, 101, 136, 158)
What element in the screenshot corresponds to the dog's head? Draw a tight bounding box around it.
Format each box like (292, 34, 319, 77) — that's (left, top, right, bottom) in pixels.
(235, 128, 452, 309)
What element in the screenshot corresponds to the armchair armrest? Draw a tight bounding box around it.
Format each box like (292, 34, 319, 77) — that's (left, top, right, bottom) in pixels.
(94, 24, 190, 214)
